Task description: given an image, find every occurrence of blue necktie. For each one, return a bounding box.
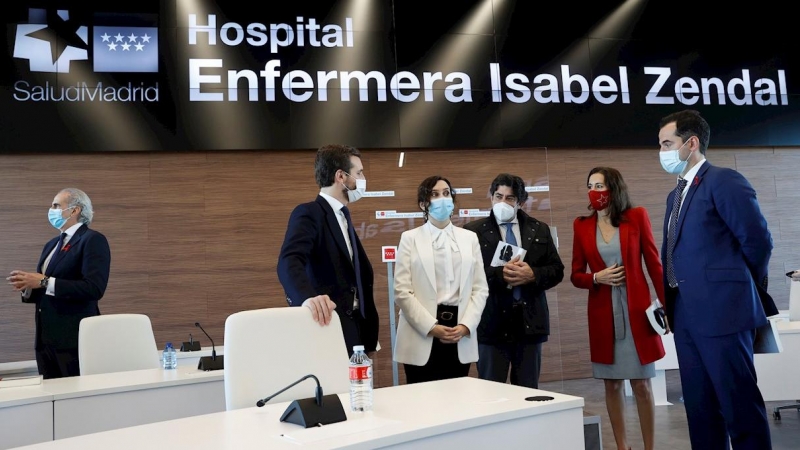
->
[341,206,365,317]
[666,178,688,288]
[46,233,67,275]
[503,223,522,301]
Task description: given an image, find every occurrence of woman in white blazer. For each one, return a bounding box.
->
[393,176,489,384]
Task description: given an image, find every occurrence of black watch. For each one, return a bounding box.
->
[39,276,49,288]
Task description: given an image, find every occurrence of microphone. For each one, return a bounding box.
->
[257,374,322,407]
[256,374,347,428]
[180,332,201,352]
[195,322,224,371]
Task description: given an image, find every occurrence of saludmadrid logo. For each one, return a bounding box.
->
[12,8,159,102]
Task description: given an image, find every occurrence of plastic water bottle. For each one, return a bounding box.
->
[349,345,373,412]
[163,342,177,370]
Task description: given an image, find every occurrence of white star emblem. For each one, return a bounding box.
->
[128,33,137,42]
[135,43,145,51]
[107,42,117,51]
[101,33,111,42]
[114,33,124,42]
[141,34,151,43]
[598,193,609,206]
[121,42,131,51]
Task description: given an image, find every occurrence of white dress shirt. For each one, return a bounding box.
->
[426,221,461,306]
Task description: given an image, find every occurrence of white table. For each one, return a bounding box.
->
[0,386,53,450]
[755,320,800,401]
[10,377,585,450]
[0,346,220,379]
[44,365,224,439]
[1,365,224,448]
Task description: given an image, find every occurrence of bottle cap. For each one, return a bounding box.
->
[166,342,173,348]
[353,345,365,351]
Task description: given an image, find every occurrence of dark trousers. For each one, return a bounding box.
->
[673,291,771,450]
[477,341,543,388]
[404,338,470,384]
[339,309,365,357]
[36,346,80,379]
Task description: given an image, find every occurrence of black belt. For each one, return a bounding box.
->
[436,304,458,327]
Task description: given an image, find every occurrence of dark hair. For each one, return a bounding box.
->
[489,173,528,204]
[659,109,710,155]
[417,175,457,221]
[314,144,362,188]
[584,167,632,227]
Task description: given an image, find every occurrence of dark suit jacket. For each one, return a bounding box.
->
[28,224,111,350]
[277,196,379,352]
[662,162,774,336]
[464,210,564,345]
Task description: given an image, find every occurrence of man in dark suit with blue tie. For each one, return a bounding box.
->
[658,110,773,449]
[277,144,379,357]
[8,188,111,379]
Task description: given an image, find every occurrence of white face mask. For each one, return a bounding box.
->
[659,139,692,174]
[343,174,367,203]
[492,201,517,223]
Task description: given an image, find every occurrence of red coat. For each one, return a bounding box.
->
[570,207,665,365]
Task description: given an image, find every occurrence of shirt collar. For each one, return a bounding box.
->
[62,222,83,240]
[493,214,518,227]
[426,221,455,239]
[319,191,345,213]
[680,158,706,186]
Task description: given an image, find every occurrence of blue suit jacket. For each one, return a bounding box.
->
[276,196,379,351]
[28,224,111,350]
[662,162,773,337]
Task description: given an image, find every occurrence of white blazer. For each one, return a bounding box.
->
[392,224,489,366]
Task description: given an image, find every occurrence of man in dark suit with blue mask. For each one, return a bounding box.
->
[277,144,379,357]
[658,110,773,449]
[8,188,111,379]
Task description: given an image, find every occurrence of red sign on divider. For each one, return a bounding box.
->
[382,246,397,262]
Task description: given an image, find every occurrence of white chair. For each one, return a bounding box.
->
[223,307,351,411]
[772,280,800,420]
[78,314,160,375]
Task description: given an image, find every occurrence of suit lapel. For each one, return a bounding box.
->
[39,237,60,274]
[414,226,437,291]
[47,224,87,275]
[674,163,710,243]
[619,214,629,266]
[317,196,353,268]
[454,229,472,299]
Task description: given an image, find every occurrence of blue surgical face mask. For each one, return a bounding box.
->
[428,197,454,222]
[48,207,71,230]
[342,172,367,203]
[659,139,692,174]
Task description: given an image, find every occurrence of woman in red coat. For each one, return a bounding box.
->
[571,167,666,450]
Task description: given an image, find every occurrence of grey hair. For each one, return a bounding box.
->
[60,188,94,224]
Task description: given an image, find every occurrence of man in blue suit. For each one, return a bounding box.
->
[277,144,379,357]
[658,110,772,449]
[8,188,111,379]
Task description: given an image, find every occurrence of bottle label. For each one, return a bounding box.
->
[349,366,371,381]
